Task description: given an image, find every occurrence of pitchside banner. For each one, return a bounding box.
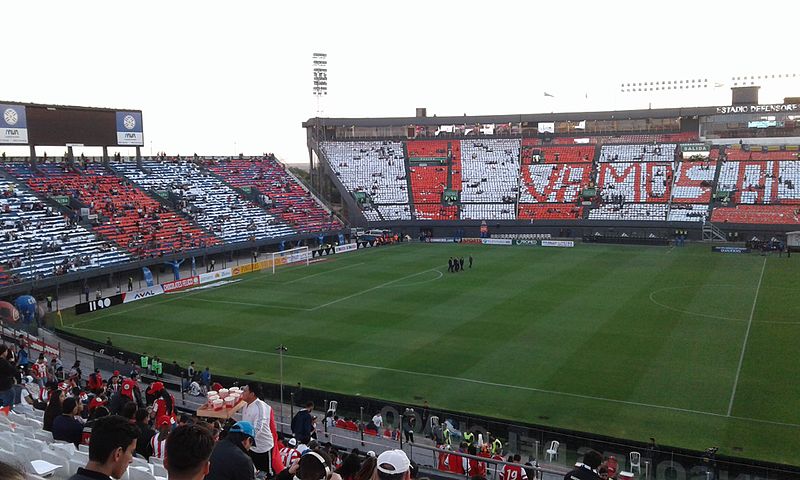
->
[712,246,750,254]
[0,104,28,144]
[123,285,165,304]
[116,111,144,145]
[75,294,125,315]
[541,240,575,247]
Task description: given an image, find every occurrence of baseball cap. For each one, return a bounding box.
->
[377,449,410,474]
[121,379,136,399]
[230,421,256,446]
[157,415,171,428]
[113,370,120,376]
[288,438,297,447]
[147,381,165,395]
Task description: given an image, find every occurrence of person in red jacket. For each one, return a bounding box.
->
[87,369,103,394]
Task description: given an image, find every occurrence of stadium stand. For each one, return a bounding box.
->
[408,166,448,204]
[461,203,515,220]
[414,204,458,221]
[587,203,668,221]
[521,143,595,164]
[599,144,677,162]
[16,163,220,258]
[0,175,130,282]
[715,160,800,205]
[450,141,462,191]
[712,204,800,224]
[460,139,521,203]
[206,156,339,233]
[670,161,716,204]
[519,163,593,204]
[321,141,409,205]
[518,204,583,220]
[666,204,711,222]
[722,148,799,161]
[596,162,673,204]
[113,160,295,243]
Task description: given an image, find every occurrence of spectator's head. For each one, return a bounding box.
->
[157,415,171,433]
[179,413,191,425]
[120,401,137,420]
[227,421,256,451]
[355,456,377,480]
[377,449,411,480]
[336,451,362,479]
[513,454,521,463]
[598,466,609,480]
[305,401,314,411]
[134,409,149,424]
[62,397,80,416]
[296,450,332,480]
[582,450,603,470]
[87,415,139,479]
[242,382,262,404]
[0,461,25,480]
[164,424,214,480]
[92,406,110,421]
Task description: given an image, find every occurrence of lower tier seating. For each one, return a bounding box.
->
[518,204,583,220]
[0,179,130,282]
[597,163,673,203]
[460,139,520,203]
[413,204,458,221]
[671,161,715,204]
[588,203,668,221]
[519,163,592,203]
[409,166,448,204]
[712,205,800,224]
[460,203,516,220]
[321,141,409,205]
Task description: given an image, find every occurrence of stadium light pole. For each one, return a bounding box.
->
[276,344,288,427]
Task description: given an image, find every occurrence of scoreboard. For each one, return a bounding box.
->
[0,101,143,147]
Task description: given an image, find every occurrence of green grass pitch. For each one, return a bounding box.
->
[62,242,800,465]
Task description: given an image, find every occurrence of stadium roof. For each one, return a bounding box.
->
[303,105,723,128]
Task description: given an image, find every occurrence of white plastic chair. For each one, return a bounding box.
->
[328,400,338,414]
[546,440,560,462]
[152,462,167,478]
[630,451,641,474]
[129,466,156,480]
[30,459,62,477]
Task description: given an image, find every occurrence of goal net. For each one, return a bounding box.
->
[269,246,310,274]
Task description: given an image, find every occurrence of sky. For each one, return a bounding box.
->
[2,1,798,164]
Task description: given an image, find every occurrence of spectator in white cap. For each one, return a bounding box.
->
[376,450,411,480]
[279,437,301,468]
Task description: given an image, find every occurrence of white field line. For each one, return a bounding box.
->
[727,256,767,416]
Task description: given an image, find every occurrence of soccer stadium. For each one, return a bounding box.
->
[1,3,800,480]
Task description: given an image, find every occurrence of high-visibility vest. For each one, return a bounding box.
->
[463,432,475,444]
[492,438,503,454]
[140,355,149,368]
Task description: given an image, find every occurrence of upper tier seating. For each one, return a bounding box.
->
[518,204,582,220]
[0,176,130,281]
[413,204,458,221]
[113,161,295,243]
[521,143,595,164]
[460,203,516,220]
[671,161,715,204]
[717,161,800,204]
[406,140,449,159]
[20,163,219,258]
[460,139,520,203]
[321,141,409,205]
[599,144,676,162]
[519,163,592,203]
[408,166,447,204]
[712,204,800,224]
[207,157,338,233]
[549,133,696,145]
[597,162,673,203]
[450,141,462,191]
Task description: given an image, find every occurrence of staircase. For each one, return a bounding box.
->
[702,222,727,242]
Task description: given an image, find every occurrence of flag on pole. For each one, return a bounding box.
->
[544,92,555,97]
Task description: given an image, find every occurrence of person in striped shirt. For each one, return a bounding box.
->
[279,438,301,468]
[150,415,171,460]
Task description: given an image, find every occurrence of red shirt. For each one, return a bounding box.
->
[501,464,528,480]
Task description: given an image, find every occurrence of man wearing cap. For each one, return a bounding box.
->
[279,438,301,468]
[150,415,171,460]
[206,421,257,480]
[377,450,412,480]
[241,382,283,476]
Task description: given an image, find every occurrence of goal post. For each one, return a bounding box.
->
[269,246,310,274]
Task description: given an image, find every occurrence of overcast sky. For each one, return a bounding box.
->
[3,1,798,163]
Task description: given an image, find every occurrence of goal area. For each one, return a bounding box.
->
[269,246,310,274]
